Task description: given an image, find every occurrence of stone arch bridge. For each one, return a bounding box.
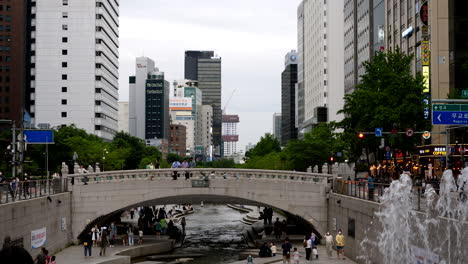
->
[67,168,332,240]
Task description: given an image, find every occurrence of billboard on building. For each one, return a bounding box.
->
[223,135,239,142]
[222,115,240,123]
[170,98,192,110]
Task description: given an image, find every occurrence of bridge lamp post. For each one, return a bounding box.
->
[102,148,108,172]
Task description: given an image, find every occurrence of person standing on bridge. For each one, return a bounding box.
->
[155,159,161,169]
[172,160,181,180]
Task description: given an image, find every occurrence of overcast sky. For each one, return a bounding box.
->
[119,0,302,150]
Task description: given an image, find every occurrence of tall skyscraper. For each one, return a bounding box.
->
[344,0,385,95]
[184,51,222,157]
[31,1,119,140]
[297,0,344,135]
[0,1,30,126]
[272,113,282,140]
[281,51,298,146]
[129,57,169,141]
[222,114,239,157]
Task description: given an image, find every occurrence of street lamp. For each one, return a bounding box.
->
[102,148,109,171]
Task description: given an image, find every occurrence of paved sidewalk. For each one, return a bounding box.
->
[230,244,356,264]
[54,244,128,264]
[54,238,169,264]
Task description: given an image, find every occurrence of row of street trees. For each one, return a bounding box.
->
[0,125,165,177]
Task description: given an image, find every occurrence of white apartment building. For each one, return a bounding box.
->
[118,101,129,133]
[297,0,344,133]
[31,0,119,140]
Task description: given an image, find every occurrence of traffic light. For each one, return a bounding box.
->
[330,156,334,163]
[358,132,365,139]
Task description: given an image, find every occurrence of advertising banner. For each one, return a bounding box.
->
[31,227,46,249]
[223,135,239,142]
[222,115,240,123]
[422,41,430,66]
[170,98,192,110]
[422,66,430,93]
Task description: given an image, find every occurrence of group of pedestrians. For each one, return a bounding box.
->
[83,222,143,258]
[34,247,56,264]
[0,175,31,202]
[171,158,197,180]
[273,218,289,240]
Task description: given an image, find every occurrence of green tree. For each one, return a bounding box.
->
[338,49,429,162]
[245,133,281,161]
[111,132,147,169]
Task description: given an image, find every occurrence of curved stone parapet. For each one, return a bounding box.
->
[68,168,332,185]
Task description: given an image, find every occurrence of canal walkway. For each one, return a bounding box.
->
[229,244,357,264]
[53,237,172,264]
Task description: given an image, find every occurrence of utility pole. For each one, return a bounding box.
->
[12,120,16,178]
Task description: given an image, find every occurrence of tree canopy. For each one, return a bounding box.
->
[338,49,430,161]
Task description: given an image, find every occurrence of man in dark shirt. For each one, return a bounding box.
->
[83,231,93,257]
[281,238,293,264]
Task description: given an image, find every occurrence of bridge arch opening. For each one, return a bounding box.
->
[77,194,322,242]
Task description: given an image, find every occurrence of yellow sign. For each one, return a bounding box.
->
[422,66,430,93]
[422,40,430,66]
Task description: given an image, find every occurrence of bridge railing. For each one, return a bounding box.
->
[0,178,68,205]
[332,178,444,212]
[67,168,332,185]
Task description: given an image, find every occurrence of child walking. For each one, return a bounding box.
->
[292,247,300,264]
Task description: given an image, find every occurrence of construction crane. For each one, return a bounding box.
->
[223,89,236,114]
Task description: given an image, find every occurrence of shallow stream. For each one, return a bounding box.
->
[133,204,249,263]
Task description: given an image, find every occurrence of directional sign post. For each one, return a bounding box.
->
[375,128,383,137]
[432,104,468,125]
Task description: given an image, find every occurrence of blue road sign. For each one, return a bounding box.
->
[24,130,54,144]
[432,111,468,125]
[375,127,383,137]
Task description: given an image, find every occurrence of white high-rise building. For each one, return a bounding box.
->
[118,102,129,133]
[297,0,344,133]
[128,57,170,141]
[31,0,119,140]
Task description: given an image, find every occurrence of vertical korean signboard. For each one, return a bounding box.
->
[422,41,430,93]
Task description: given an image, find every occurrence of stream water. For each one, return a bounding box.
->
[133,204,249,263]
